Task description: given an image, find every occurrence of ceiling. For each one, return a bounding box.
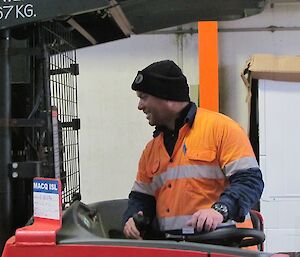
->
[0,0,267,49]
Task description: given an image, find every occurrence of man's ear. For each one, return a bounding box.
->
[166,101,187,113]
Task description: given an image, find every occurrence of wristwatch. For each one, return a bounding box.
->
[211,203,229,222]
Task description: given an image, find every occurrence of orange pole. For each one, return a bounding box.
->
[198,21,219,112]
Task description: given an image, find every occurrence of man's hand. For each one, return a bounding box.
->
[186,208,224,232]
[123,211,143,239]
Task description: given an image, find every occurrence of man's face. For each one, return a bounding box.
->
[136,91,171,127]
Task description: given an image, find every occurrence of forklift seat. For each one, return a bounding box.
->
[89,199,128,239]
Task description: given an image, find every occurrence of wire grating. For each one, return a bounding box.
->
[42,22,80,208]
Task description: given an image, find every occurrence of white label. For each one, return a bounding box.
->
[33,179,61,220]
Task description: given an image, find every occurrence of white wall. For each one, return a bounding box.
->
[258,79,300,252]
[77,0,300,225]
[218,2,300,129]
[77,34,198,203]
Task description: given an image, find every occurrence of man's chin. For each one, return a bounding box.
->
[148,120,156,126]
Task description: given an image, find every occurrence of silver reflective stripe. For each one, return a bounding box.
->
[133,165,225,195]
[133,164,225,196]
[131,181,155,196]
[151,165,225,192]
[224,157,259,177]
[158,216,237,231]
[163,165,224,180]
[158,215,191,231]
[158,213,251,231]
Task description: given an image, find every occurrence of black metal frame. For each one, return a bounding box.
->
[0,28,13,253]
[0,22,81,251]
[44,22,81,207]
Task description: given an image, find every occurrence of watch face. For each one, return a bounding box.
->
[220,204,227,212]
[212,203,229,221]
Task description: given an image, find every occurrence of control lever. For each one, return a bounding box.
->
[133,213,150,235]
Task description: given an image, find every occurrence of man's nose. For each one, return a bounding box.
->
[138,100,144,110]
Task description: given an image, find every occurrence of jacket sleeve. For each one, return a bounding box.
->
[217,167,264,222]
[215,115,264,221]
[122,191,156,226]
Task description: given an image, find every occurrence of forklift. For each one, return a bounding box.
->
[1,1,282,257]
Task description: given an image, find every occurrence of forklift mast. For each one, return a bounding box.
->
[0,22,81,251]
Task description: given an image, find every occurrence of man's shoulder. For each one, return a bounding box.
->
[197,107,228,118]
[196,108,239,126]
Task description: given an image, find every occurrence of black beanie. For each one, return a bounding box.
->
[131,60,190,102]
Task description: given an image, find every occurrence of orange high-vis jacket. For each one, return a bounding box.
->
[132,108,258,231]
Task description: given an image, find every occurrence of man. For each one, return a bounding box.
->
[123,60,264,240]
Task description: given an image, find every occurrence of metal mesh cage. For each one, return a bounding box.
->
[41,22,80,208]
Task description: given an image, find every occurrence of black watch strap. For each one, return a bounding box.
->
[211,203,229,222]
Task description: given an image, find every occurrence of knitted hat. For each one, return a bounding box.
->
[131,60,190,102]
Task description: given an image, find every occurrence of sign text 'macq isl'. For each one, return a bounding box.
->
[33,182,58,191]
[0,0,36,20]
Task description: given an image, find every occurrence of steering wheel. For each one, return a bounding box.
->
[164,227,265,248]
